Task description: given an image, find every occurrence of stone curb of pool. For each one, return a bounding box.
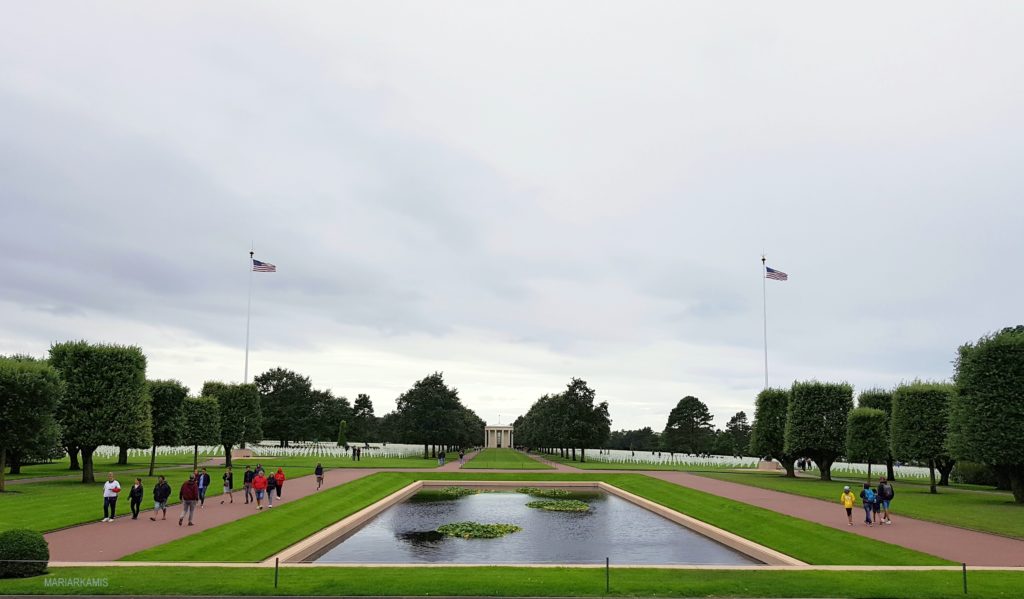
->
[261,480,803,567]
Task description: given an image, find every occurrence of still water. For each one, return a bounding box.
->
[312,489,758,565]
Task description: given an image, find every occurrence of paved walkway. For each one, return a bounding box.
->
[42,453,1024,567]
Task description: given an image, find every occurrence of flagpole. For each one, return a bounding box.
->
[244,249,254,383]
[762,255,768,389]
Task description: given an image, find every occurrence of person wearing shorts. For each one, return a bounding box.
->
[315,463,324,490]
[151,475,171,521]
[220,467,234,504]
[253,470,268,510]
[840,485,856,526]
[878,477,895,524]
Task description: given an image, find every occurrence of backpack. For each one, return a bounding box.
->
[862,488,876,503]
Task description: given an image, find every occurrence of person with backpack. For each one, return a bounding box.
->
[128,477,144,520]
[878,476,895,524]
[314,463,324,490]
[840,485,856,526]
[859,483,876,526]
[150,475,172,521]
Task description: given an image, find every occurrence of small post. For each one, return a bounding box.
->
[605,557,610,594]
[962,562,967,594]
[275,557,280,588]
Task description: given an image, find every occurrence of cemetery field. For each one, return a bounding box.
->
[232,453,451,470]
[3,451,204,481]
[539,452,755,472]
[0,466,229,533]
[462,448,553,469]
[2,566,1021,598]
[698,471,1024,539]
[124,471,947,565]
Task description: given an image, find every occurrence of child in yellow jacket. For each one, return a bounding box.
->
[840,485,856,526]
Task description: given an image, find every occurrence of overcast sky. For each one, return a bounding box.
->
[2,2,1022,431]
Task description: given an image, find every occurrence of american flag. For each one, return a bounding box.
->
[765,266,788,281]
[252,259,277,272]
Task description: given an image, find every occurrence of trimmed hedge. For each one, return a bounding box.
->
[0,529,49,578]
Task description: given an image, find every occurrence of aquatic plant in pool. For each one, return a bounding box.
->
[436,522,522,539]
[439,487,480,498]
[526,499,590,512]
[516,487,571,497]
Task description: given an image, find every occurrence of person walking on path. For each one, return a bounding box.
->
[840,485,856,526]
[128,478,144,520]
[274,468,286,499]
[458,450,465,465]
[859,483,876,526]
[197,467,211,507]
[265,470,277,507]
[315,463,324,490]
[179,475,200,526]
[253,470,268,510]
[243,466,254,504]
[220,467,234,504]
[878,476,895,524]
[150,476,171,521]
[101,472,121,522]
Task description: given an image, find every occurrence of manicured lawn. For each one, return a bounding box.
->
[3,566,1022,597]
[463,449,553,469]
[540,452,753,472]
[0,466,229,533]
[233,453,450,470]
[4,452,203,481]
[699,471,1024,539]
[125,471,947,565]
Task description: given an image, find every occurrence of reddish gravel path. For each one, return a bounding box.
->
[42,453,1024,567]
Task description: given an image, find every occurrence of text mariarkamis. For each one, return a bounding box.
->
[43,577,109,588]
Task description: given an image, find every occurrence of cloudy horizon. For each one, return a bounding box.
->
[2,2,1022,431]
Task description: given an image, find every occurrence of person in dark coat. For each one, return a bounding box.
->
[150,475,171,521]
[128,477,144,520]
[197,468,212,507]
[179,474,200,526]
[243,465,255,504]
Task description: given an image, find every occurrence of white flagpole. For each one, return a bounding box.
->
[762,254,768,389]
[244,248,254,383]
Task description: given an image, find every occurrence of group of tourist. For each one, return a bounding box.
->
[99,462,308,527]
[840,476,896,526]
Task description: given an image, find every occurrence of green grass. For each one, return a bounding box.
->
[3,566,1022,597]
[463,449,553,469]
[699,470,1024,539]
[125,472,947,565]
[234,453,451,470]
[0,466,229,533]
[539,452,752,471]
[4,452,204,481]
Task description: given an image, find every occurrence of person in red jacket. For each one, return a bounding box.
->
[273,468,286,500]
[252,470,268,511]
[178,474,200,526]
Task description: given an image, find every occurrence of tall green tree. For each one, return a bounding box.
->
[725,411,752,457]
[953,326,1024,503]
[0,357,63,491]
[662,396,714,455]
[750,388,796,477]
[350,393,377,443]
[146,379,188,476]
[846,407,889,483]
[337,420,348,447]
[202,382,260,468]
[394,373,464,458]
[891,381,955,494]
[784,381,853,481]
[604,427,660,452]
[857,388,896,480]
[181,396,221,470]
[49,342,149,483]
[312,390,351,443]
[254,368,313,446]
[560,378,610,462]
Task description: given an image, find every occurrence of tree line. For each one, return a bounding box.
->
[513,378,611,462]
[0,341,484,489]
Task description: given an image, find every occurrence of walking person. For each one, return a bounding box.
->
[273,467,286,499]
[859,483,875,526]
[265,470,277,507]
[878,476,895,524]
[840,485,856,526]
[178,474,200,526]
[150,475,171,521]
[129,477,144,520]
[101,472,121,522]
[220,467,234,504]
[197,467,211,507]
[253,469,268,510]
[315,463,324,490]
[243,465,254,504]
[459,450,465,465]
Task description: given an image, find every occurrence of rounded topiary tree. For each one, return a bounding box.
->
[891,381,954,494]
[784,381,853,481]
[953,326,1024,503]
[857,388,896,480]
[0,529,49,578]
[846,407,889,483]
[749,388,796,477]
